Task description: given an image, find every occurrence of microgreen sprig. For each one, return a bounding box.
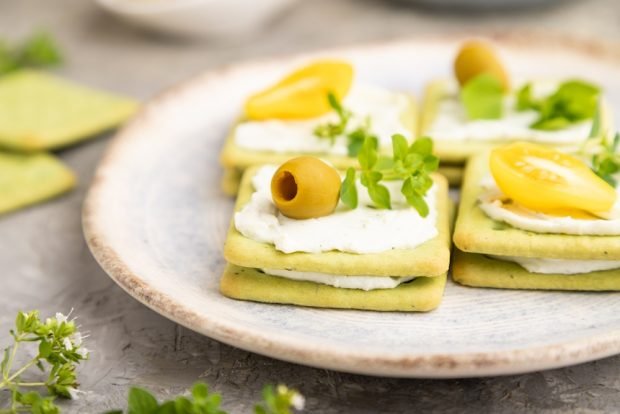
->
[581,105,620,187]
[340,134,438,216]
[0,310,89,414]
[313,92,351,145]
[516,80,600,131]
[313,92,377,157]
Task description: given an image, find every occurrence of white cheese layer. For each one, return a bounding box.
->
[262,268,415,291]
[234,84,412,156]
[234,165,438,254]
[489,255,620,274]
[428,80,592,145]
[478,175,620,236]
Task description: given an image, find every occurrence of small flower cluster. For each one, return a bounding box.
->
[1,310,89,413]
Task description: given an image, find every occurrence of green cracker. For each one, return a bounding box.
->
[224,167,452,277]
[0,70,138,151]
[419,79,614,165]
[219,95,417,193]
[221,167,242,196]
[220,264,447,312]
[0,151,76,214]
[453,153,620,260]
[438,164,463,187]
[452,249,620,291]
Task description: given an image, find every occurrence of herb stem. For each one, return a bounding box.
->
[14,382,46,387]
[3,358,39,385]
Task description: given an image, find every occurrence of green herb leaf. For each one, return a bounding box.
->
[358,135,379,170]
[128,387,159,414]
[340,168,358,209]
[348,135,437,214]
[460,73,504,120]
[0,31,62,76]
[313,91,350,144]
[401,177,430,217]
[589,103,602,139]
[19,32,63,68]
[368,182,391,209]
[346,128,366,157]
[313,93,379,158]
[515,83,538,111]
[410,136,433,157]
[517,79,600,131]
[392,133,409,162]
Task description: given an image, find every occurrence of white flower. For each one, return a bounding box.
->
[291,393,305,410]
[63,337,73,351]
[66,386,80,400]
[55,313,68,324]
[76,347,89,358]
[73,332,83,347]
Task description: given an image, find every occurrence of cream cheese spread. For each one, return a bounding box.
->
[490,255,620,275]
[234,84,412,156]
[262,268,415,291]
[234,165,438,254]
[427,80,592,145]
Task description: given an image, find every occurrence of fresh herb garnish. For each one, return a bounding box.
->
[313,92,378,157]
[516,80,600,131]
[340,134,438,216]
[254,385,305,414]
[460,73,504,120]
[1,310,304,414]
[0,31,62,75]
[1,310,89,413]
[580,104,620,187]
[313,92,351,145]
[105,383,304,414]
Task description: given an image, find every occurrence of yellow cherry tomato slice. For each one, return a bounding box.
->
[454,40,510,92]
[245,60,354,120]
[489,142,616,215]
[271,156,341,219]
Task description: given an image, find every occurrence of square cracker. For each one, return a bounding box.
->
[0,70,138,151]
[224,167,452,277]
[453,152,620,260]
[419,79,614,165]
[220,264,446,312]
[0,151,76,214]
[219,95,417,186]
[452,249,620,291]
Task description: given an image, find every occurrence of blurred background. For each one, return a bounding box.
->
[4,0,618,100]
[2,0,620,412]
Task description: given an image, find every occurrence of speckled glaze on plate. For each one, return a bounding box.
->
[83,32,620,378]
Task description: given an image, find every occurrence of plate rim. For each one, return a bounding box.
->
[83,30,620,378]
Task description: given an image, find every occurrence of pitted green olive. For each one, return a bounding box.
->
[271,157,341,219]
[454,40,510,91]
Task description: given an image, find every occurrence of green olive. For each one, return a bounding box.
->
[271,157,341,219]
[454,40,510,91]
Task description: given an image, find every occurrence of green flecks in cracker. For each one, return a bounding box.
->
[0,151,75,214]
[492,221,510,231]
[0,70,138,151]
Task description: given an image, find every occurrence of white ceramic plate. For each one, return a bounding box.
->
[83,33,620,378]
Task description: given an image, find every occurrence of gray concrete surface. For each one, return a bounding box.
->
[2,0,620,412]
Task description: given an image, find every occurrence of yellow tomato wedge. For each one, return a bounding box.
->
[245,60,354,120]
[490,142,616,216]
